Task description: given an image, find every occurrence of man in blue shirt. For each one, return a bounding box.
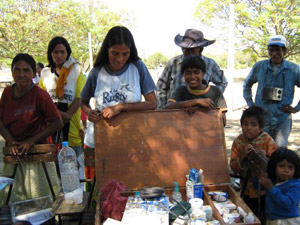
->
[243,35,300,147]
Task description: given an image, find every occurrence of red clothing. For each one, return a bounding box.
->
[230,131,277,198]
[81,109,88,120]
[0,84,60,143]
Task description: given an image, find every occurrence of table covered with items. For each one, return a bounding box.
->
[94,109,261,225]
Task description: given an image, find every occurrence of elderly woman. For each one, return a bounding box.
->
[81,26,157,148]
[0,53,63,202]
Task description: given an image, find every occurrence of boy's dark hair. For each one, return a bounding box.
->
[267,148,300,182]
[11,53,36,74]
[240,106,266,128]
[181,55,206,74]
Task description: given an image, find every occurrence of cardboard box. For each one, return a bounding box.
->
[94,109,260,225]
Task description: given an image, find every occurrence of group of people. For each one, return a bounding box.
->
[0,25,300,225]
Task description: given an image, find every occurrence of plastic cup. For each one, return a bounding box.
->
[73,188,83,204]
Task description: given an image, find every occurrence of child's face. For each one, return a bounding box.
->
[183,67,204,89]
[241,116,262,141]
[276,159,295,183]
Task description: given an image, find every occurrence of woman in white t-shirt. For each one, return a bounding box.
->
[32,62,44,84]
[80,26,157,148]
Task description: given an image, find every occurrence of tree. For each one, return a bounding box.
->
[0,0,130,69]
[145,52,169,69]
[195,0,300,60]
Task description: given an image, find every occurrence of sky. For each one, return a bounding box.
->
[101,0,223,58]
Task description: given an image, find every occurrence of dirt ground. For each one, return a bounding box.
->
[224,119,300,160]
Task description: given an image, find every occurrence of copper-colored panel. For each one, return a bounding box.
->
[95,109,230,191]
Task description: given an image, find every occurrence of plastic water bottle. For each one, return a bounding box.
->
[172,181,182,204]
[58,141,80,193]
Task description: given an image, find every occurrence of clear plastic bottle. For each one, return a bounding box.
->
[58,141,80,193]
[172,181,182,204]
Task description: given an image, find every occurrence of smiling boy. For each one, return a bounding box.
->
[165,55,227,123]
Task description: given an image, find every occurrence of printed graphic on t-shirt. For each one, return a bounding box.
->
[103,87,130,104]
[14,105,36,116]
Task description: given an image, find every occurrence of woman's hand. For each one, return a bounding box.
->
[259,173,273,190]
[60,111,72,124]
[8,141,19,155]
[88,109,102,123]
[196,98,215,108]
[17,143,31,155]
[8,140,33,155]
[102,104,123,119]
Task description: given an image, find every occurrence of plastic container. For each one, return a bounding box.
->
[64,188,83,204]
[245,212,255,223]
[9,196,53,223]
[172,181,182,204]
[58,141,80,193]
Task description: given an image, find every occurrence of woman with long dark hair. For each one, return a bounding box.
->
[39,37,86,156]
[81,26,157,148]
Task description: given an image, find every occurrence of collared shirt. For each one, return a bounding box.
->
[156,54,228,108]
[243,59,300,127]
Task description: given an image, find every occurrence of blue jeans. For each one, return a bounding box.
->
[265,118,292,148]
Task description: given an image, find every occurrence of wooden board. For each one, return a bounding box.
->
[4,154,56,164]
[52,192,90,215]
[95,109,230,191]
[3,144,55,155]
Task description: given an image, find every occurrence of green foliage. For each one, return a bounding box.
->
[204,49,259,69]
[204,52,228,69]
[145,52,169,69]
[195,0,300,60]
[0,0,130,70]
[234,49,259,69]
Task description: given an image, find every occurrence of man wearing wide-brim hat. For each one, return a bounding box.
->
[243,35,300,148]
[156,29,228,108]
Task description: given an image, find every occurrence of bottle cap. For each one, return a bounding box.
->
[62,141,68,147]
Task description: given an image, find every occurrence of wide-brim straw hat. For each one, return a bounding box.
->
[174,29,215,48]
